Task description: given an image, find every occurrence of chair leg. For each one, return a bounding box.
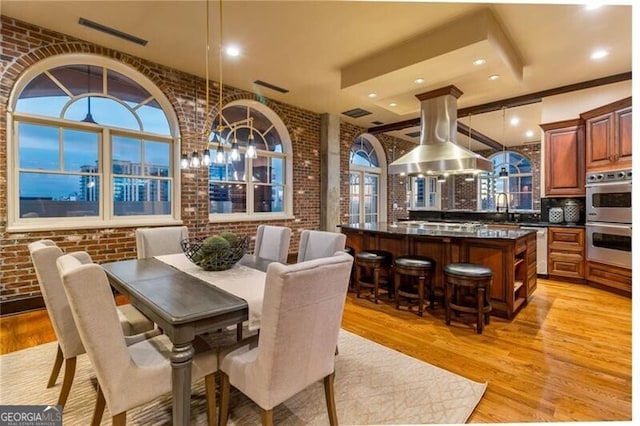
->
[477,287,484,334]
[57,356,76,408]
[394,272,401,309]
[373,266,380,304]
[47,344,63,388]
[219,373,231,426]
[355,264,362,298]
[91,384,106,426]
[205,374,216,426]
[112,412,126,426]
[260,409,274,426]
[236,322,243,341]
[323,373,338,426]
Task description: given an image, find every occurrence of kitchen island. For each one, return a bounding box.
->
[340,221,537,319]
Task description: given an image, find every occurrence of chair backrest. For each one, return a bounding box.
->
[56,253,170,415]
[135,226,188,259]
[253,252,353,407]
[296,230,347,263]
[28,240,92,358]
[253,225,292,263]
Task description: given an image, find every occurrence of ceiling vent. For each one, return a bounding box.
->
[371,120,384,125]
[78,18,148,46]
[342,108,372,118]
[253,80,289,94]
[405,130,421,138]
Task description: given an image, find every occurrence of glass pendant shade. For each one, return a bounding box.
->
[246,133,257,159]
[215,144,225,163]
[230,137,239,161]
[180,154,190,169]
[202,149,211,166]
[189,151,201,168]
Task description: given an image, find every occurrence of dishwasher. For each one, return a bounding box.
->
[520,226,548,275]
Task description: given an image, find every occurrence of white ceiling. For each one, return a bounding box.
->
[1,1,633,150]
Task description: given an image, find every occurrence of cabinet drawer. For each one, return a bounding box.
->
[549,257,584,279]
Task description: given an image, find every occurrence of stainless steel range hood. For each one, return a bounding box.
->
[388,85,492,176]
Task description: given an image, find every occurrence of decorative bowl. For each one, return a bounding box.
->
[181,234,248,271]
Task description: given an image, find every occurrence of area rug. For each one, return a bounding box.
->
[0,329,486,425]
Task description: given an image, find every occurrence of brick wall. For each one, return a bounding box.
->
[0,16,410,309]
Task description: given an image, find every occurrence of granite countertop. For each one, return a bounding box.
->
[340,222,536,240]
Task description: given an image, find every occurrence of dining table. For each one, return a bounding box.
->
[101,253,272,426]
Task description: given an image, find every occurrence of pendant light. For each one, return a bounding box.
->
[81,65,97,124]
[498,106,509,179]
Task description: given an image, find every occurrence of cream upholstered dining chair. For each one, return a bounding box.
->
[56,252,223,426]
[218,252,354,426]
[253,224,292,263]
[296,230,347,263]
[135,225,189,258]
[28,240,155,408]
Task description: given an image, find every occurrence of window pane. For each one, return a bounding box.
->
[253,185,284,213]
[137,104,171,135]
[112,136,141,174]
[20,172,99,218]
[209,182,247,213]
[113,177,171,216]
[16,73,70,115]
[65,97,140,130]
[63,129,99,172]
[18,123,59,170]
[144,141,170,176]
[210,160,246,182]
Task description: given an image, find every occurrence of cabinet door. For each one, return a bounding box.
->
[614,106,632,167]
[585,113,613,170]
[543,122,585,196]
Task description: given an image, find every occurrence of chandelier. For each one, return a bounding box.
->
[181,0,257,170]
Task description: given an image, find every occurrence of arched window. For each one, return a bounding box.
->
[478,151,533,211]
[208,101,293,220]
[8,54,179,231]
[348,134,387,224]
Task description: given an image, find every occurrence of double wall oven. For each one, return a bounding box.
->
[585,169,632,269]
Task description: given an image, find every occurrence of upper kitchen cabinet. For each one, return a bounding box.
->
[541,119,585,197]
[581,97,632,171]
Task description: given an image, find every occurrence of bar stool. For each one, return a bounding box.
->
[393,256,436,317]
[355,250,393,303]
[444,263,493,334]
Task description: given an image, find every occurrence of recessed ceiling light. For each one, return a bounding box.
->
[488,74,500,81]
[510,117,520,126]
[414,78,425,84]
[585,4,603,11]
[473,58,486,66]
[525,130,534,138]
[389,102,397,107]
[591,49,609,60]
[368,93,377,98]
[225,45,241,57]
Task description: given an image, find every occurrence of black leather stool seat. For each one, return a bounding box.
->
[355,250,392,303]
[395,256,434,268]
[393,255,436,316]
[444,263,493,334]
[444,263,493,278]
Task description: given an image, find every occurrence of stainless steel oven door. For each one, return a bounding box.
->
[586,222,632,269]
[585,181,632,224]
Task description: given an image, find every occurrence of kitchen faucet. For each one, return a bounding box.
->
[496,192,509,213]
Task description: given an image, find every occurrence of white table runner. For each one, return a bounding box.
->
[155,253,266,330]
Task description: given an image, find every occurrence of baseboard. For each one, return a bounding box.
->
[0,296,45,316]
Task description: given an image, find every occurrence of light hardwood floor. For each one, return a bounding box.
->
[1,278,632,422]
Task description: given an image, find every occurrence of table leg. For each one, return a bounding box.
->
[171,342,195,426]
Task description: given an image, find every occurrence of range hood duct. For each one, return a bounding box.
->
[388,85,492,176]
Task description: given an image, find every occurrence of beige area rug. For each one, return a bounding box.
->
[0,329,486,425]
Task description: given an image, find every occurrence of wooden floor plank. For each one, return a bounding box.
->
[0,279,632,422]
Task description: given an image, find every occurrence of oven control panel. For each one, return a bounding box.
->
[586,169,632,184]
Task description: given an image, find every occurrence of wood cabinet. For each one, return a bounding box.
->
[581,97,632,171]
[548,227,585,280]
[586,260,631,295]
[541,119,585,197]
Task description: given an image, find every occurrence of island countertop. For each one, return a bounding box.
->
[339,221,536,240]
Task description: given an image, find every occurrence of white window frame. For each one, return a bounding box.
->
[348,133,387,224]
[7,53,182,232]
[207,99,294,223]
[477,150,534,211]
[409,176,442,210]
